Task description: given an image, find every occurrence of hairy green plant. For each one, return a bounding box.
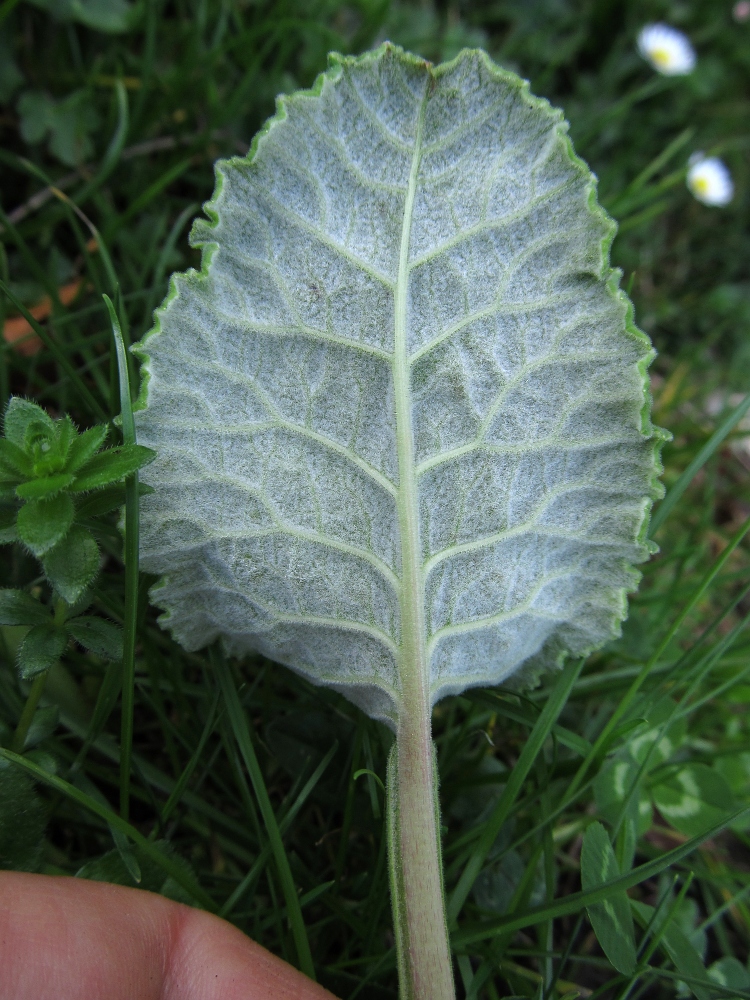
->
[134,44,664,999]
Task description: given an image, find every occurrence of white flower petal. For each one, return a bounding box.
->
[637,23,696,75]
[687,157,734,206]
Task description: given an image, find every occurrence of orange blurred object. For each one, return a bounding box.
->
[3,278,83,357]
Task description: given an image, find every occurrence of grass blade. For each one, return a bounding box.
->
[446,658,584,925]
[214,653,316,980]
[103,293,139,824]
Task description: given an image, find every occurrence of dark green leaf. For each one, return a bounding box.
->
[16,473,75,500]
[76,841,197,904]
[707,957,750,993]
[0,590,51,626]
[70,444,156,492]
[66,616,123,660]
[16,493,74,556]
[65,424,108,474]
[17,623,68,679]
[0,439,31,478]
[23,704,60,749]
[580,821,637,975]
[0,762,46,871]
[3,397,55,449]
[651,764,735,839]
[0,502,18,543]
[631,899,711,1000]
[75,481,154,519]
[42,526,100,603]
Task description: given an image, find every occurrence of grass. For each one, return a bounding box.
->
[1,1,750,997]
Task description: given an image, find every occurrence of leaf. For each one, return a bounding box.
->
[26,0,135,33]
[134,45,663,728]
[651,763,735,839]
[631,899,711,1000]
[70,444,156,491]
[708,958,750,993]
[17,89,100,167]
[17,623,68,678]
[580,821,637,974]
[16,473,76,499]
[3,397,55,448]
[76,841,198,904]
[0,590,51,626]
[16,493,74,556]
[42,526,100,603]
[0,439,32,478]
[0,762,46,871]
[65,424,108,474]
[66,615,123,660]
[75,481,154,519]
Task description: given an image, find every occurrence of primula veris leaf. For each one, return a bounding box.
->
[17,623,68,678]
[580,821,637,975]
[16,473,76,500]
[16,493,74,556]
[77,840,198,904]
[42,525,100,603]
[0,763,46,871]
[651,763,734,839]
[66,616,124,660]
[65,424,108,474]
[0,589,51,626]
[69,444,156,492]
[134,45,664,727]
[3,397,55,449]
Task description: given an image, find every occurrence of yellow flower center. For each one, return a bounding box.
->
[651,47,672,68]
[693,177,710,196]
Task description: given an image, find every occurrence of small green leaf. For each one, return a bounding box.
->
[26,0,135,33]
[708,957,750,992]
[0,763,47,871]
[65,424,108,474]
[0,590,51,626]
[651,763,735,839]
[16,493,74,556]
[17,88,100,167]
[66,616,123,660]
[16,473,76,500]
[631,899,711,1000]
[580,821,637,975]
[0,503,19,544]
[628,697,687,767]
[23,704,60,749]
[594,757,653,835]
[76,841,197,904]
[3,398,55,449]
[17,623,68,678]
[0,439,32,478]
[42,526,100,603]
[70,444,156,492]
[75,481,154,519]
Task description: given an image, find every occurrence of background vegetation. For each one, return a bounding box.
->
[1,1,749,997]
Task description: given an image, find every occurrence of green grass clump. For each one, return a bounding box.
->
[1,2,749,998]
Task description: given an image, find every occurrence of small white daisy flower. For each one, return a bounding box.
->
[686,155,734,206]
[637,24,696,75]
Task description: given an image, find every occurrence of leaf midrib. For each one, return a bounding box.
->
[394,88,428,708]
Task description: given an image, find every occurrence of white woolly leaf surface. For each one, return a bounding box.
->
[134,45,664,729]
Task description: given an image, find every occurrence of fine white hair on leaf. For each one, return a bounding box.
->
[637,23,696,76]
[134,45,666,729]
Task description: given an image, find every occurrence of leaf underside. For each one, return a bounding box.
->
[135,44,663,728]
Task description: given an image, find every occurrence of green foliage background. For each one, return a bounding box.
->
[1,1,749,998]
